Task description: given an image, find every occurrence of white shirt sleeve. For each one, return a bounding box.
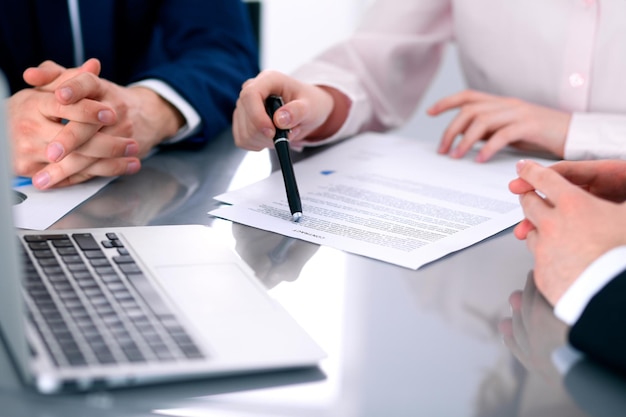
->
[291,0,452,147]
[291,60,374,147]
[130,79,202,144]
[564,113,626,160]
[554,246,626,325]
[290,0,626,157]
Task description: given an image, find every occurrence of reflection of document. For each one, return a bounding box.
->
[210,133,554,269]
[13,177,112,230]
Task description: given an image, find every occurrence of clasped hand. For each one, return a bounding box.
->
[509,160,626,305]
[8,58,182,189]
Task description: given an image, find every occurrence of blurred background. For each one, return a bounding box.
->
[260,0,465,137]
[262,0,369,73]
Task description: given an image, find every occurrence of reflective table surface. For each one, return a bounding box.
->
[2,127,626,417]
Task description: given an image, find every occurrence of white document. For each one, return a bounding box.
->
[210,133,554,270]
[13,177,112,230]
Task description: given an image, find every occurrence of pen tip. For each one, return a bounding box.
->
[292,212,302,223]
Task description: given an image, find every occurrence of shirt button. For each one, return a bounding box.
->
[569,73,585,88]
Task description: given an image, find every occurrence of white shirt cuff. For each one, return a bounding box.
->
[130,79,202,144]
[564,113,626,160]
[554,246,626,325]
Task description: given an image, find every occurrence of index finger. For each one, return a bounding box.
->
[22,60,67,87]
[427,89,492,115]
[240,71,291,107]
[46,121,101,162]
[55,71,109,104]
[508,177,534,195]
[24,58,101,91]
[515,160,573,204]
[38,93,116,126]
[236,71,295,139]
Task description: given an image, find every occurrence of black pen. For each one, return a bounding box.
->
[264,95,303,222]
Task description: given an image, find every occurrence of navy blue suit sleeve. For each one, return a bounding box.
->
[131,0,259,144]
[569,269,626,375]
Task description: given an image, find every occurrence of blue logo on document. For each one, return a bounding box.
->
[320,170,335,175]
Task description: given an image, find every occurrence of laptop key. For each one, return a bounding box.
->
[72,233,100,251]
[20,231,204,369]
[23,234,68,242]
[51,239,74,248]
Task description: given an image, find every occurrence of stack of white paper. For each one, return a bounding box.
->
[210,133,554,270]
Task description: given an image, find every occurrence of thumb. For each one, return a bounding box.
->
[272,102,297,130]
[274,98,326,133]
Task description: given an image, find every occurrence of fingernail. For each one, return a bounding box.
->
[475,153,486,163]
[98,110,115,124]
[276,111,291,127]
[126,161,140,175]
[47,143,64,162]
[58,87,73,101]
[124,143,138,156]
[516,159,527,173]
[33,172,50,189]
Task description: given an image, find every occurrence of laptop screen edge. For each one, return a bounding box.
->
[0,71,32,386]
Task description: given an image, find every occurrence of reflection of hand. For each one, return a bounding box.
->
[428,90,570,162]
[499,272,568,385]
[233,70,348,151]
[52,166,185,229]
[231,223,319,289]
[500,274,589,417]
[11,59,141,189]
[509,160,626,305]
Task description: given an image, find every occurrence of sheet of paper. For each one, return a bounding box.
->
[13,177,113,230]
[210,133,554,269]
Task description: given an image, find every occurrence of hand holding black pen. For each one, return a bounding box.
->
[264,96,303,222]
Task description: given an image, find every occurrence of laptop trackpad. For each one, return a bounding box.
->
[154,264,274,317]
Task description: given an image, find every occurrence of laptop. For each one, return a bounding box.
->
[0,73,325,394]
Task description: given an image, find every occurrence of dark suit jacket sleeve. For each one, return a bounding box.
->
[130,0,259,144]
[569,269,626,375]
[0,0,258,144]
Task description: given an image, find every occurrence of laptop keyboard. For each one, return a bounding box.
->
[19,232,205,368]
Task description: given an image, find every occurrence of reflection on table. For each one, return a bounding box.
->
[2,127,626,416]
